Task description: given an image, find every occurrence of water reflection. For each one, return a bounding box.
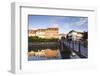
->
[28,46,61,61]
[28,49,61,60]
[28,43,77,61]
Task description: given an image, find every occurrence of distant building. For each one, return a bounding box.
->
[67,30,83,41]
[28,30,36,37]
[28,27,59,39]
[59,33,67,39]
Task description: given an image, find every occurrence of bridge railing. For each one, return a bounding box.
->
[63,40,88,58]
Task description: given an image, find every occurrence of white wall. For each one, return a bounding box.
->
[0,0,100,76]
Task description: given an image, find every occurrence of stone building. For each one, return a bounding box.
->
[28,27,59,39]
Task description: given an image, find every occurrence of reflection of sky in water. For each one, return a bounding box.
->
[28,49,61,61]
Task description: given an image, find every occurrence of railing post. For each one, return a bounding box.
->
[73,41,74,49]
[68,41,69,47]
[69,41,70,48]
[79,41,81,54]
[61,41,63,51]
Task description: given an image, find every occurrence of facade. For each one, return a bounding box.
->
[28,27,59,39]
[67,30,83,41]
[28,30,36,37]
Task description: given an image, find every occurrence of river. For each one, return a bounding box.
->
[28,42,79,61]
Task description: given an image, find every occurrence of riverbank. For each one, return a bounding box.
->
[28,42,59,52]
[29,42,59,46]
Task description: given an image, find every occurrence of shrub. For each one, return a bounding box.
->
[28,36,59,42]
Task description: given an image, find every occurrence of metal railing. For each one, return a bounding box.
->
[63,40,88,58]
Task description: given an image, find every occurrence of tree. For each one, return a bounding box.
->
[61,36,65,40]
[82,32,88,40]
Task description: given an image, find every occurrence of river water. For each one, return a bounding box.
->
[28,42,80,61]
[28,43,62,61]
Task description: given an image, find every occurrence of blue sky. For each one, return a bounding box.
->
[28,15,88,34]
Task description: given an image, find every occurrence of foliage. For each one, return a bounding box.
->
[28,36,59,42]
[82,32,88,40]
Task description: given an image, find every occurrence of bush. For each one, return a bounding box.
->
[28,36,59,42]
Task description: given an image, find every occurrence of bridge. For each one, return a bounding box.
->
[59,39,88,59]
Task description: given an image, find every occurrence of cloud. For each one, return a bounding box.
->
[60,17,88,32]
[49,16,66,24]
[28,25,33,30]
[28,24,47,30]
[63,18,88,28]
[49,24,59,28]
[73,18,88,26]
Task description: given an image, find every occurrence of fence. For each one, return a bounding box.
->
[63,40,88,58]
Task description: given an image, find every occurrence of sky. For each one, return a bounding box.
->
[28,15,88,34]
